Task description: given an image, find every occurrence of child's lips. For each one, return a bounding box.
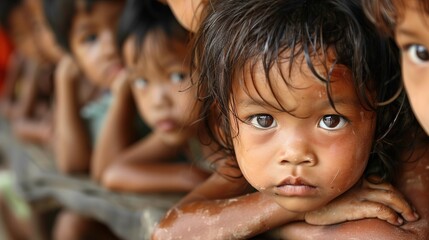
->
[275,177,317,197]
[155,119,179,132]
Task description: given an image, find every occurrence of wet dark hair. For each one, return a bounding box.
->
[362,0,429,37]
[194,0,422,182]
[0,0,23,30]
[42,0,123,52]
[116,0,189,61]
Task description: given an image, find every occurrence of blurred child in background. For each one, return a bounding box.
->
[11,0,64,147]
[92,0,211,194]
[43,0,125,238]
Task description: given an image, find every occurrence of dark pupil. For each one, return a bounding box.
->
[257,115,274,127]
[323,115,340,128]
[85,34,97,42]
[416,45,429,60]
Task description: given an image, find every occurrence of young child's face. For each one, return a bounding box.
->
[124,31,198,146]
[70,0,124,88]
[394,1,429,134]
[8,2,41,62]
[230,58,376,212]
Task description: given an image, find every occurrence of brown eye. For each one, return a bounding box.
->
[318,115,347,130]
[406,44,429,63]
[250,114,277,129]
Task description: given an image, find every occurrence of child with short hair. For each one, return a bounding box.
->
[152,0,425,239]
[92,0,211,193]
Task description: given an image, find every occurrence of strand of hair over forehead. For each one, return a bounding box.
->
[196,0,375,114]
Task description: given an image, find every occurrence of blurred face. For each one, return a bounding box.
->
[230,59,376,212]
[124,32,199,146]
[8,3,41,62]
[395,0,429,134]
[162,0,206,32]
[29,0,64,64]
[70,0,124,88]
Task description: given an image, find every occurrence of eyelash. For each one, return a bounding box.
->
[317,115,349,131]
[402,44,429,64]
[247,114,277,129]
[245,114,349,131]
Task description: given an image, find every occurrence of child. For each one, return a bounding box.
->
[92,0,211,193]
[152,0,425,239]
[43,0,125,239]
[363,1,429,135]
[0,0,44,120]
[11,0,64,147]
[47,0,125,173]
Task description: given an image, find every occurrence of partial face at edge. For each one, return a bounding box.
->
[395,0,429,135]
[124,31,199,146]
[70,0,124,88]
[230,58,376,212]
[163,0,205,32]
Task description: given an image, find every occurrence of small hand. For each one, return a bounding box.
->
[110,69,130,95]
[55,55,81,86]
[305,177,419,226]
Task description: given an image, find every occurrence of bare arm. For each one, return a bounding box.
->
[277,146,429,240]
[91,71,136,180]
[54,55,91,174]
[152,162,303,240]
[101,161,211,193]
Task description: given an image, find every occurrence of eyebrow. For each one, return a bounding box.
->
[396,28,421,39]
[237,95,361,111]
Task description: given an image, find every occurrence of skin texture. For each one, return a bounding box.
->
[231,60,376,213]
[92,31,210,192]
[394,1,429,135]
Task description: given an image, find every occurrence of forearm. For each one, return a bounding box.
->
[91,85,135,181]
[275,219,418,240]
[54,80,91,173]
[12,118,53,145]
[101,162,211,193]
[153,192,299,240]
[152,171,303,240]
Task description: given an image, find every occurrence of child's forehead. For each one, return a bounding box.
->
[238,53,352,87]
[130,30,189,63]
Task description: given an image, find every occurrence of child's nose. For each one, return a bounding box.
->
[100,31,116,58]
[277,135,317,166]
[152,85,171,108]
